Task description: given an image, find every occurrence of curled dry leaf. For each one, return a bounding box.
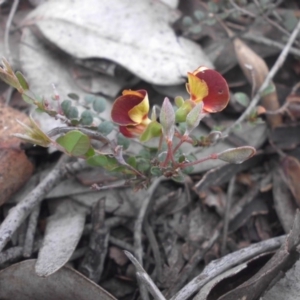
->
[232,36,282,128]
[0,103,34,205]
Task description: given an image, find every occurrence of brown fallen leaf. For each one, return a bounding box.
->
[0,102,34,205]
[227,27,282,128]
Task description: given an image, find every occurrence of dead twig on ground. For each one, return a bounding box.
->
[134,176,163,300]
[79,197,109,282]
[144,218,163,282]
[224,19,300,135]
[4,0,19,63]
[221,175,236,256]
[0,155,86,252]
[23,203,41,257]
[171,235,285,300]
[124,251,166,300]
[243,33,300,57]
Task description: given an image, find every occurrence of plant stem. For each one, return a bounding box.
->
[172,134,193,155]
[161,140,175,167]
[179,153,218,169]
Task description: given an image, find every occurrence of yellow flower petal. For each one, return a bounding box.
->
[128,93,150,124]
[187,72,208,103]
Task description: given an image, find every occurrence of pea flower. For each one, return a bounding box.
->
[176,67,230,122]
[187,66,230,113]
[111,89,151,138]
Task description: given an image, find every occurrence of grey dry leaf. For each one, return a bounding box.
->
[0,260,116,300]
[262,259,300,300]
[217,146,256,164]
[23,0,213,85]
[35,199,85,277]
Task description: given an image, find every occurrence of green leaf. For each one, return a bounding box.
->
[172,171,186,183]
[150,166,162,176]
[207,2,219,13]
[87,154,120,171]
[16,71,29,90]
[139,149,151,159]
[136,158,150,172]
[97,121,114,135]
[22,94,34,104]
[190,25,202,34]
[117,134,130,150]
[185,102,203,134]
[84,94,96,104]
[234,92,249,107]
[92,97,106,113]
[14,116,52,147]
[160,97,175,141]
[182,16,193,27]
[80,110,93,125]
[56,130,90,156]
[85,147,95,158]
[127,156,137,168]
[204,18,216,26]
[140,121,162,142]
[260,83,276,97]
[67,106,79,119]
[217,146,256,164]
[194,10,205,21]
[87,154,108,167]
[174,96,184,108]
[282,10,298,31]
[68,93,79,101]
[61,100,72,115]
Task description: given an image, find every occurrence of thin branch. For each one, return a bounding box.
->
[23,203,41,257]
[134,176,163,300]
[243,32,300,57]
[134,176,163,264]
[144,219,163,282]
[221,175,236,255]
[0,156,86,252]
[124,251,166,300]
[223,19,300,135]
[171,235,285,300]
[4,0,19,63]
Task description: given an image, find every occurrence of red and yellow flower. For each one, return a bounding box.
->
[176,67,230,122]
[187,66,229,113]
[111,89,151,138]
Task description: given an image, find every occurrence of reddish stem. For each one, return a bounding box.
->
[161,139,175,167]
[179,153,218,169]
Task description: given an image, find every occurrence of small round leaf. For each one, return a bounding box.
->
[84,94,96,104]
[117,134,130,150]
[61,100,72,115]
[92,97,106,113]
[68,93,79,101]
[80,110,93,125]
[67,106,79,119]
[97,121,114,135]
